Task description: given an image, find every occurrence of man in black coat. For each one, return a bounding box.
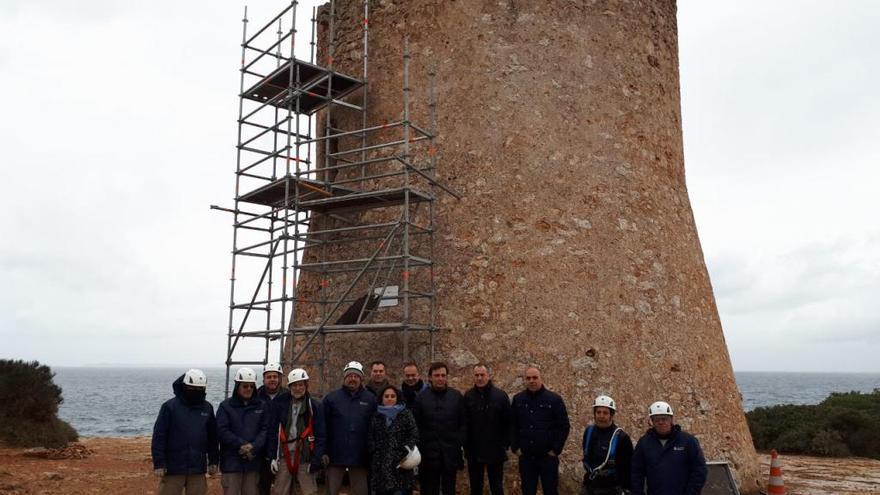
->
[511,365,570,495]
[400,361,428,409]
[257,363,283,495]
[464,363,511,495]
[365,360,391,398]
[413,362,466,495]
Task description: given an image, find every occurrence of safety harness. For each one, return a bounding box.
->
[279,397,315,474]
[583,425,622,480]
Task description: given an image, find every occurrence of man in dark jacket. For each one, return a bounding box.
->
[257,362,284,402]
[463,363,510,495]
[152,369,219,495]
[413,361,466,495]
[400,361,427,409]
[268,368,322,495]
[511,365,570,495]
[217,367,270,495]
[631,401,706,495]
[365,360,391,397]
[317,361,377,495]
[257,362,283,495]
[581,395,633,495]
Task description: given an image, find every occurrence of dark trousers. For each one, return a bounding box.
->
[467,460,504,495]
[419,466,457,495]
[258,458,273,495]
[518,455,559,495]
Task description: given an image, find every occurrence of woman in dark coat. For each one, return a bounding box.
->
[368,385,419,495]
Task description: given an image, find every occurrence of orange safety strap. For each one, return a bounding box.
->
[291,420,315,473]
[279,402,315,474]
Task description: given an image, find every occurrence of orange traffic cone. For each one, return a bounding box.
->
[768,449,786,494]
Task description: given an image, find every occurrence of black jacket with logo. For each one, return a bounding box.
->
[631,425,707,495]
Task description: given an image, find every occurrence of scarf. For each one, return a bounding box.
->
[378,404,405,426]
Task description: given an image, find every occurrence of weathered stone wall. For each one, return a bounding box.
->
[299,0,761,492]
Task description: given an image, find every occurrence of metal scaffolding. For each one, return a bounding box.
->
[213,0,457,396]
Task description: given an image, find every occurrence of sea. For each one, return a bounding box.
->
[52,367,880,437]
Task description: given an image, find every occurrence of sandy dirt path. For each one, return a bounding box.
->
[1,439,878,494]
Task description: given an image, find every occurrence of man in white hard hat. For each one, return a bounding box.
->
[580,395,633,495]
[151,368,219,495]
[316,361,377,495]
[259,363,284,402]
[257,363,284,495]
[217,367,270,495]
[630,401,706,495]
[268,368,322,495]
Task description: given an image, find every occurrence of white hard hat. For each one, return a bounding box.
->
[649,401,674,417]
[263,362,283,375]
[398,445,421,470]
[343,361,364,377]
[183,369,207,388]
[288,368,309,383]
[593,395,616,411]
[234,367,258,384]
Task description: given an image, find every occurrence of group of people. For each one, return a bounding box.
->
[151,360,708,495]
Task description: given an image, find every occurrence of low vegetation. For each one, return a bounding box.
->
[747,389,880,459]
[0,359,78,448]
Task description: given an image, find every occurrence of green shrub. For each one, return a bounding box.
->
[747,389,880,459]
[0,359,78,448]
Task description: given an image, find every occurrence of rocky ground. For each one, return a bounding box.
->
[0,437,218,495]
[0,438,878,494]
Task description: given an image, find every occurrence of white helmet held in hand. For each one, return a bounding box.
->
[183,369,207,388]
[649,401,674,417]
[263,362,283,375]
[398,445,421,470]
[288,368,309,383]
[593,395,616,411]
[235,367,258,383]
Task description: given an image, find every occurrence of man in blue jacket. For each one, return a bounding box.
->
[511,365,570,495]
[151,368,219,495]
[630,401,707,495]
[217,367,269,495]
[316,361,377,495]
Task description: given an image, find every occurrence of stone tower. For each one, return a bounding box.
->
[301,0,761,492]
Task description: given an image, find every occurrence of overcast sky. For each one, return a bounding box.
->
[1,1,877,372]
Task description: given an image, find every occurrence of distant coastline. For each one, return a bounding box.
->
[50,367,880,436]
